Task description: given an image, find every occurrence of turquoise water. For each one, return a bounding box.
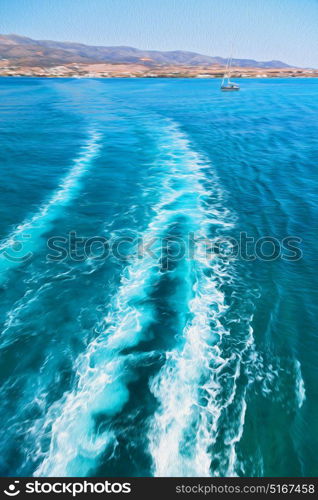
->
[0,77,317,477]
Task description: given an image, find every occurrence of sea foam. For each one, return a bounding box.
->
[0,129,102,281]
[34,121,254,478]
[34,122,216,476]
[147,126,252,477]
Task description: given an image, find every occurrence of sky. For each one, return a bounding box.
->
[1,0,318,67]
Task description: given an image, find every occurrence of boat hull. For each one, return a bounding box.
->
[221,87,240,91]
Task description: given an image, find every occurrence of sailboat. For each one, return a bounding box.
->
[220,54,240,91]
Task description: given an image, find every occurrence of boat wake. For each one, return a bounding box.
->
[34,122,213,476]
[33,121,305,478]
[147,128,252,477]
[0,128,102,281]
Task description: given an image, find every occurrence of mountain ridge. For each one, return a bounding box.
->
[0,34,294,68]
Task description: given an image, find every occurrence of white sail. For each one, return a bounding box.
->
[220,49,239,90]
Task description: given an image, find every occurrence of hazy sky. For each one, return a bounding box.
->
[1,0,318,67]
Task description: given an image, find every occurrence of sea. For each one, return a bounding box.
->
[0,77,317,477]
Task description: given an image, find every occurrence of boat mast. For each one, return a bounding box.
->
[228,42,235,83]
[227,53,232,82]
[222,54,231,86]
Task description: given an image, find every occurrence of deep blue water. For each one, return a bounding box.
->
[0,77,317,477]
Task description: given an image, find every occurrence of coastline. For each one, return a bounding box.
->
[1,63,317,79]
[1,74,317,79]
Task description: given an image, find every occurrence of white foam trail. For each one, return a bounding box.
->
[295,360,306,408]
[148,128,254,477]
[34,122,220,477]
[225,393,247,477]
[0,129,102,279]
[34,122,253,478]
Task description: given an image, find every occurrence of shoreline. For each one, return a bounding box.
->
[1,63,317,79]
[1,74,318,79]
